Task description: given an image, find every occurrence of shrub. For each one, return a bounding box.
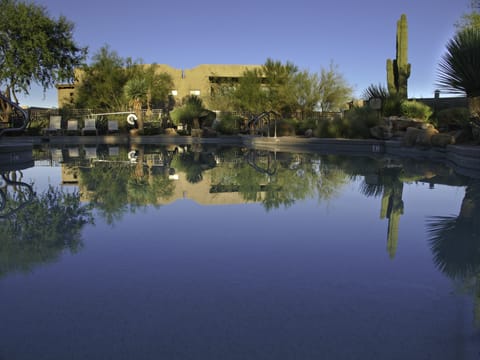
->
[435,107,470,130]
[215,113,242,135]
[400,100,433,121]
[273,118,296,136]
[383,94,403,116]
[343,106,382,138]
[314,115,349,138]
[295,118,318,135]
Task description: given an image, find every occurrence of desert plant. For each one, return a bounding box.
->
[435,107,470,130]
[437,28,480,120]
[343,106,382,138]
[314,114,349,138]
[400,100,433,121]
[386,14,411,99]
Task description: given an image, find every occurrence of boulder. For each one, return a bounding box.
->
[164,128,178,136]
[416,127,439,146]
[403,127,422,147]
[370,125,392,140]
[430,133,455,148]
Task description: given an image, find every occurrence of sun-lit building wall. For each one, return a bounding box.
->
[57,64,262,109]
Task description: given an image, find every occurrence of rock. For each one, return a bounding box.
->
[304,129,313,138]
[370,125,392,139]
[164,128,178,136]
[431,133,455,147]
[416,127,439,146]
[387,117,426,132]
[403,127,422,146]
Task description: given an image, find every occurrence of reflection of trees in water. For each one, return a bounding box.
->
[171,145,216,184]
[0,184,93,278]
[0,171,35,218]
[210,150,350,211]
[79,151,175,224]
[427,180,480,325]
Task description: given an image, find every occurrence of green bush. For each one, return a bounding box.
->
[273,118,296,136]
[314,115,349,138]
[383,94,403,116]
[343,106,381,138]
[295,118,317,135]
[215,113,242,135]
[400,100,432,121]
[435,107,470,130]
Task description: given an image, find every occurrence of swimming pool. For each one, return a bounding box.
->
[1,143,478,359]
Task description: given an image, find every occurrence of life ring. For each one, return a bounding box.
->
[128,150,137,162]
[127,113,138,125]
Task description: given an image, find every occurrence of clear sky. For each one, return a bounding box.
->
[19,0,468,108]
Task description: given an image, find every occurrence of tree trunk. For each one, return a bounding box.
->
[134,100,143,131]
[0,88,13,123]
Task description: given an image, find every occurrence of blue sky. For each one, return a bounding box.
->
[19,0,468,107]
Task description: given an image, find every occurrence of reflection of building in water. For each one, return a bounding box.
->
[62,163,262,205]
[61,165,79,184]
[161,169,264,205]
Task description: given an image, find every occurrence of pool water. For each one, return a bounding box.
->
[0,144,479,359]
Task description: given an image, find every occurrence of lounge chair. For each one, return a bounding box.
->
[81,117,98,136]
[67,147,80,159]
[84,146,98,160]
[42,116,62,135]
[66,119,79,135]
[50,148,63,165]
[108,120,119,134]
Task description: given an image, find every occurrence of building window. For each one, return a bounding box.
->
[190,90,200,96]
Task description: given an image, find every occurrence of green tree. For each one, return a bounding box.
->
[149,70,174,113]
[75,46,129,110]
[436,28,480,121]
[262,58,298,116]
[129,63,174,115]
[0,0,86,116]
[232,68,267,115]
[291,70,321,119]
[318,62,353,112]
[455,0,480,31]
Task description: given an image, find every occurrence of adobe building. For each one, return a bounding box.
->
[56,64,262,109]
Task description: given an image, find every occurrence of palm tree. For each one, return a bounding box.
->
[124,77,147,131]
[436,28,480,122]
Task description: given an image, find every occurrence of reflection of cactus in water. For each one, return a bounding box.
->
[380,182,404,259]
[386,14,411,99]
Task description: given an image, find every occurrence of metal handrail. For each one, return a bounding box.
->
[0,92,29,137]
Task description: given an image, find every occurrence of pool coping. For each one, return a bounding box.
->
[2,134,480,178]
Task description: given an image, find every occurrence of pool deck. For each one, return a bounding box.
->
[1,134,480,178]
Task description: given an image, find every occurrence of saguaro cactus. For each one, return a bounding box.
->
[386,14,411,99]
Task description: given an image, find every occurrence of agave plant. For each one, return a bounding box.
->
[437,28,480,120]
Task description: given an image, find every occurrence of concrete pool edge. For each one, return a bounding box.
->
[2,134,480,178]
